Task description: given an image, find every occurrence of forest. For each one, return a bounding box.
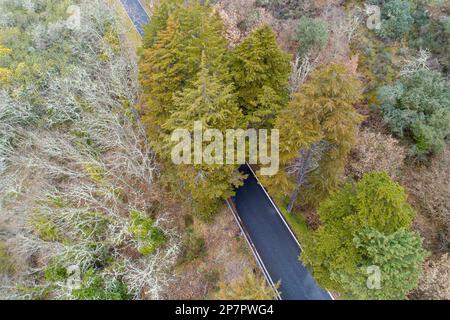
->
[0,0,449,300]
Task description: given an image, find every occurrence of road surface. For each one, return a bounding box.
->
[119,0,332,300]
[232,165,331,300]
[120,0,150,36]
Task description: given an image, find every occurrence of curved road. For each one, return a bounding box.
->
[119,0,331,300]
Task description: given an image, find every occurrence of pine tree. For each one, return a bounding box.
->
[163,52,246,220]
[230,25,291,128]
[300,172,426,299]
[139,16,187,149]
[142,0,183,49]
[139,1,231,154]
[263,64,364,210]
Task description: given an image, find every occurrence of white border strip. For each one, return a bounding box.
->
[226,200,281,300]
[245,163,335,300]
[118,0,144,36]
[137,0,151,17]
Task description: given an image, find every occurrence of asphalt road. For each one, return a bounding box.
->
[120,0,150,36]
[232,165,331,300]
[119,1,331,300]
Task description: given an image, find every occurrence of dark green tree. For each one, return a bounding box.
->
[230,25,291,128]
[378,68,450,159]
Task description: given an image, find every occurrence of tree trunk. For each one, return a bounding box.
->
[287,186,301,213]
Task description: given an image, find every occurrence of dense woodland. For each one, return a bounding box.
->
[0,0,449,300]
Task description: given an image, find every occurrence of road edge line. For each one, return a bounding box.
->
[226,199,282,300]
[245,162,335,301]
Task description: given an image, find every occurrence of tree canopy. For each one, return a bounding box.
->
[301,172,427,299]
[378,68,450,159]
[262,64,363,209]
[230,25,291,128]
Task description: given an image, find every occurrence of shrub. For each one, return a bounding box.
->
[295,17,329,57]
[214,270,277,300]
[372,0,414,41]
[129,210,167,256]
[378,69,450,159]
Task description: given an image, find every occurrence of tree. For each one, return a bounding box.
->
[295,17,329,57]
[140,1,230,152]
[263,64,363,210]
[162,52,246,220]
[301,172,426,299]
[214,270,277,300]
[142,0,183,49]
[371,0,414,41]
[378,68,450,159]
[230,25,291,128]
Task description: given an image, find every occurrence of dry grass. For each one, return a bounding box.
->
[108,0,142,49]
[162,206,259,299]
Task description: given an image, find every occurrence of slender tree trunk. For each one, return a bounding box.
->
[287,186,301,213]
[286,148,313,213]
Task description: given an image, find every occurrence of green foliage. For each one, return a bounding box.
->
[378,69,450,158]
[265,64,363,207]
[372,0,414,41]
[301,172,426,299]
[129,210,166,256]
[230,25,291,128]
[31,214,62,242]
[140,1,230,147]
[0,241,15,275]
[71,269,131,300]
[295,17,329,57]
[142,0,183,49]
[162,52,245,219]
[44,262,68,283]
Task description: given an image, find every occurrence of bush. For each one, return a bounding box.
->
[301,172,425,299]
[378,69,450,159]
[295,17,329,57]
[129,210,167,256]
[372,0,414,41]
[0,241,15,275]
[214,270,277,300]
[71,269,131,300]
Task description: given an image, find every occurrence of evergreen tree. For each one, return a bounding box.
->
[263,64,363,209]
[163,52,245,220]
[230,25,291,128]
[139,16,187,149]
[300,172,426,299]
[142,0,183,49]
[335,228,427,300]
[140,1,230,154]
